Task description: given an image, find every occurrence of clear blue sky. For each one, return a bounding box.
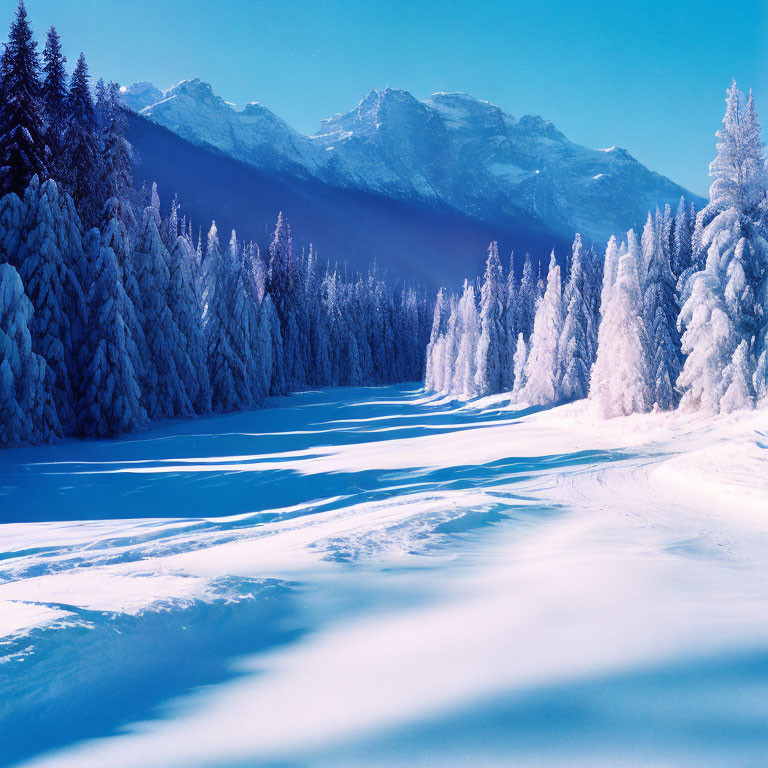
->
[9,0,768,196]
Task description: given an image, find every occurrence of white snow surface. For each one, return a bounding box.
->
[2,385,767,767]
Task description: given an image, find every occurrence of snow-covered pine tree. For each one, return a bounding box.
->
[453,281,480,397]
[99,196,146,377]
[133,205,193,420]
[227,229,256,404]
[159,194,179,252]
[439,294,459,394]
[521,251,563,406]
[640,212,655,289]
[203,221,252,411]
[581,243,602,365]
[720,340,755,413]
[263,291,286,396]
[267,212,306,389]
[558,236,590,401]
[41,26,67,183]
[515,253,537,341]
[512,333,527,396]
[599,236,619,320]
[685,82,767,404]
[0,1,47,196]
[425,287,449,391]
[168,232,210,413]
[64,53,100,229]
[589,241,651,417]
[677,244,740,412]
[0,261,60,445]
[17,177,85,432]
[672,196,692,280]
[0,188,25,266]
[101,82,135,233]
[501,253,516,391]
[474,241,504,395]
[644,215,683,410]
[77,237,147,436]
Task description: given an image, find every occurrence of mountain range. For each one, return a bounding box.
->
[124,79,704,285]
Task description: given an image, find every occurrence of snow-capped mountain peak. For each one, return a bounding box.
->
[122,79,704,242]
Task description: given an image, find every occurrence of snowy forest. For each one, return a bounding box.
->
[0,3,432,446]
[426,81,768,417]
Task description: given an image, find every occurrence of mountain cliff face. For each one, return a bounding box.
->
[123,79,704,245]
[126,111,570,290]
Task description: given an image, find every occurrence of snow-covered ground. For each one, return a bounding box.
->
[1,385,767,768]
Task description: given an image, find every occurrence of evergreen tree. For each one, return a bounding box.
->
[0,1,47,196]
[600,236,619,319]
[501,253,517,391]
[203,222,251,411]
[677,245,740,412]
[515,254,537,340]
[522,251,563,406]
[267,212,304,388]
[590,242,651,417]
[17,177,85,432]
[77,238,147,436]
[644,216,683,410]
[720,340,755,413]
[558,236,590,400]
[672,196,692,279]
[99,197,146,385]
[100,82,135,232]
[64,53,100,228]
[168,233,210,413]
[441,294,460,394]
[474,241,504,395]
[133,205,193,420]
[581,243,602,364]
[453,281,480,397]
[0,261,60,445]
[512,333,527,396]
[425,287,449,391]
[685,82,767,402]
[41,26,67,182]
[0,188,25,266]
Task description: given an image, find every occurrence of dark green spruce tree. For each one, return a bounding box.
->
[0,1,47,196]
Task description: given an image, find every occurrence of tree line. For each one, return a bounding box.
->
[427,81,768,417]
[0,2,431,446]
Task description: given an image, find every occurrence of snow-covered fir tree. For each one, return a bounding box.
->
[0,261,59,445]
[501,254,517,391]
[515,254,537,341]
[0,1,47,197]
[558,235,590,400]
[474,242,504,395]
[425,287,449,391]
[521,251,563,406]
[41,26,67,183]
[15,177,85,432]
[677,245,740,412]
[643,210,683,409]
[453,281,480,397]
[133,205,193,419]
[680,82,767,408]
[203,221,252,412]
[64,53,100,229]
[512,333,527,395]
[590,240,651,417]
[77,235,147,436]
[168,231,210,413]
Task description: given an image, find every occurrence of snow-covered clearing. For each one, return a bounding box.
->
[1,385,767,767]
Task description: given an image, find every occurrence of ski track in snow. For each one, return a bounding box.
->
[1,384,767,768]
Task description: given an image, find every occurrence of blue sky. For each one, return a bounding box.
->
[12,0,768,196]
